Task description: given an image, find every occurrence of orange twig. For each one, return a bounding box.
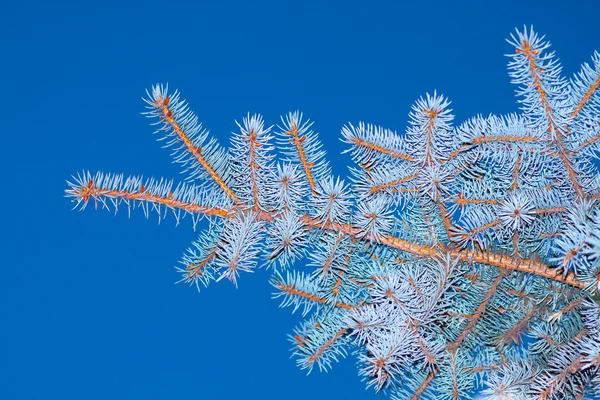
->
[460,220,501,242]
[154,97,239,202]
[535,207,567,214]
[286,121,317,194]
[186,248,218,278]
[77,180,232,218]
[307,328,347,366]
[539,355,584,400]
[571,73,600,119]
[575,134,600,152]
[422,109,454,240]
[247,128,262,209]
[321,232,344,277]
[410,368,437,400]
[472,135,539,145]
[276,283,356,310]
[350,137,414,162]
[521,40,584,197]
[497,303,541,347]
[370,174,418,194]
[512,151,521,192]
[443,135,539,164]
[448,271,506,353]
[454,193,500,207]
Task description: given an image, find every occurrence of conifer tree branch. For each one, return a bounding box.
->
[409,368,437,400]
[453,193,500,207]
[420,104,455,242]
[275,282,357,310]
[320,232,344,278]
[149,93,239,202]
[575,133,600,153]
[247,127,262,209]
[68,173,587,288]
[443,133,542,165]
[459,220,501,242]
[471,135,540,145]
[285,120,318,194]
[186,251,217,278]
[497,300,545,348]
[67,175,232,218]
[537,355,585,399]
[423,109,439,166]
[67,27,600,399]
[299,215,588,289]
[517,38,585,197]
[369,174,419,194]
[447,271,506,353]
[535,207,567,214]
[572,68,600,119]
[306,328,348,367]
[511,150,521,191]
[350,137,414,163]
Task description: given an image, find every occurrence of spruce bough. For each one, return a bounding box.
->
[67,27,600,399]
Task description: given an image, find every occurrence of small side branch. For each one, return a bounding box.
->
[571,70,600,119]
[66,175,232,219]
[247,127,262,208]
[519,39,584,197]
[276,283,356,310]
[150,93,239,202]
[409,368,438,400]
[443,134,540,165]
[285,121,318,194]
[307,328,348,367]
[350,137,414,162]
[448,271,506,353]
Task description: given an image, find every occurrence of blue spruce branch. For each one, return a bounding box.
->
[66,27,600,399]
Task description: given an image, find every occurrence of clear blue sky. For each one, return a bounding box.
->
[2,0,599,399]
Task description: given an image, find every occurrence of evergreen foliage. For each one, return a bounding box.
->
[66,27,600,399]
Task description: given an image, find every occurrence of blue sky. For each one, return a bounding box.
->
[2,0,599,399]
